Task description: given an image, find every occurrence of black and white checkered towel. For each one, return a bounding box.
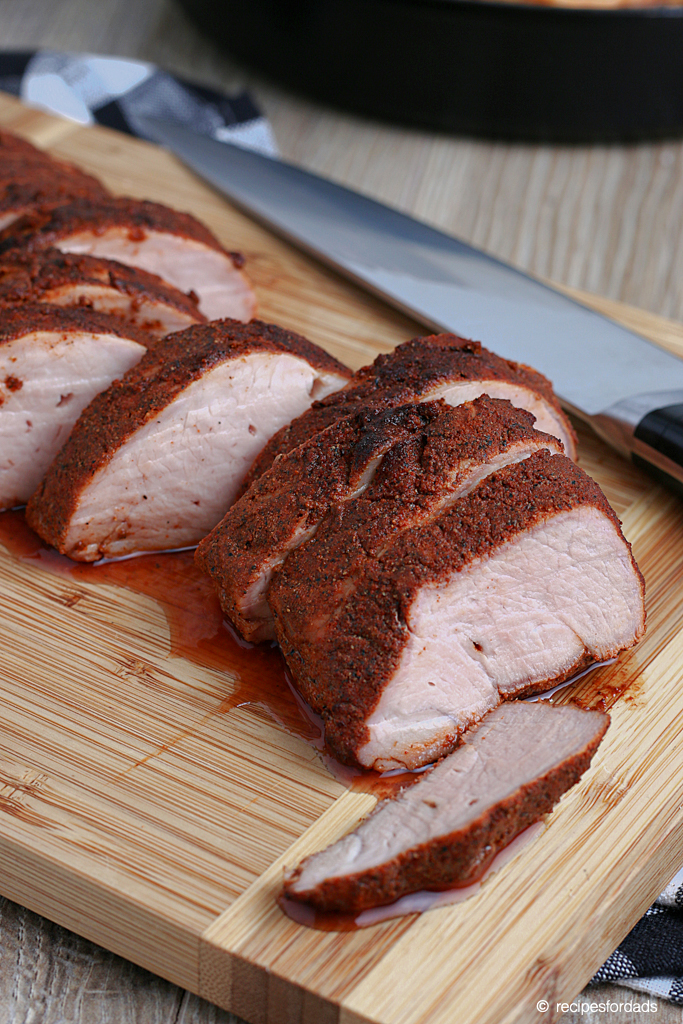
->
[590,865,683,1004]
[0,49,277,156]
[1,46,682,1009]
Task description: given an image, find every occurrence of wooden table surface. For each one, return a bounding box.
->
[1,1,683,1022]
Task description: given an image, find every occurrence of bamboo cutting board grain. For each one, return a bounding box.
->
[2,91,683,1024]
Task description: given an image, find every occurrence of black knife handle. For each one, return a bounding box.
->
[634,403,683,496]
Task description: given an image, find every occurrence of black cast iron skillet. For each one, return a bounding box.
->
[179,0,683,141]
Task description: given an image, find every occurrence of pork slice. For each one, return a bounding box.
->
[0,197,255,322]
[197,397,563,643]
[0,304,150,509]
[271,451,645,770]
[0,167,109,231]
[284,701,609,912]
[26,320,351,560]
[242,333,577,492]
[0,249,205,338]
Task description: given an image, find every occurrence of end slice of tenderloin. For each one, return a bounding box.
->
[0,197,256,322]
[26,320,351,560]
[0,249,206,338]
[0,167,109,231]
[242,333,577,492]
[284,701,609,913]
[270,450,645,770]
[196,396,564,643]
[0,304,151,509]
[0,131,109,229]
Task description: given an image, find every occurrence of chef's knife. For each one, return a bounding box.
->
[139,116,683,492]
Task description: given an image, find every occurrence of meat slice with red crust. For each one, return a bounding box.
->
[0,249,206,338]
[242,333,577,492]
[0,304,150,509]
[0,166,109,231]
[0,197,256,321]
[0,131,109,228]
[283,701,609,913]
[270,451,645,770]
[26,320,351,560]
[196,397,564,643]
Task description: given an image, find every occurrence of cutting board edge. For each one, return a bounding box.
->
[195,622,683,1024]
[193,796,683,1024]
[0,820,203,993]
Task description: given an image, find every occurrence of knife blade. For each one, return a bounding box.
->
[138,116,683,492]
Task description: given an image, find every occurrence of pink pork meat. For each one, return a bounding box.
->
[26,320,351,559]
[0,304,150,509]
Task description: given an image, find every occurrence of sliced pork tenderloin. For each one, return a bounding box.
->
[0,304,150,509]
[197,397,563,643]
[284,701,609,913]
[0,131,109,229]
[0,197,256,321]
[26,320,351,560]
[271,450,645,770]
[0,167,109,231]
[242,333,577,492]
[0,249,206,338]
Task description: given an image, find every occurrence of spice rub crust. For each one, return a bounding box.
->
[0,248,205,323]
[0,302,151,348]
[242,333,577,491]
[0,196,242,264]
[0,170,108,216]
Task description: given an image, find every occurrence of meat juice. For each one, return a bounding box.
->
[0,509,422,797]
[278,821,546,931]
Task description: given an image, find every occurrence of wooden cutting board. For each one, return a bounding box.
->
[2,91,683,1024]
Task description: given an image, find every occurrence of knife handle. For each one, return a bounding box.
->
[633,403,683,495]
[590,392,683,496]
